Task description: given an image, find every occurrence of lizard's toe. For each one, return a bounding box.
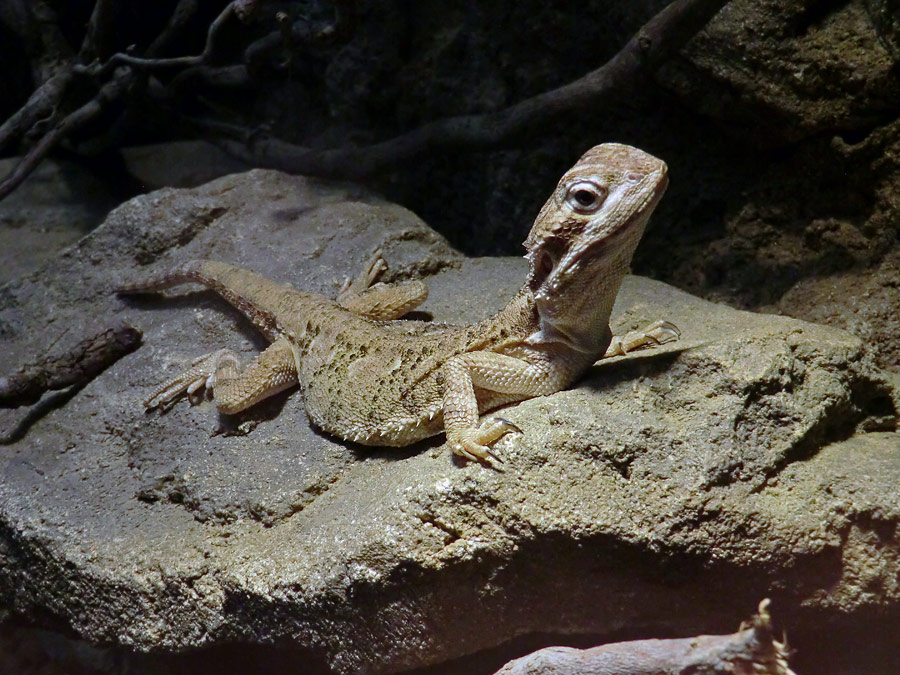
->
[645,319,681,344]
[145,372,209,409]
[144,350,229,410]
[451,438,501,464]
[490,417,523,434]
[605,319,682,357]
[448,422,517,464]
[452,443,483,463]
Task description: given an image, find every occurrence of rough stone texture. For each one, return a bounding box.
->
[645,94,900,325]
[1,171,898,674]
[658,0,900,144]
[768,242,900,374]
[638,0,900,322]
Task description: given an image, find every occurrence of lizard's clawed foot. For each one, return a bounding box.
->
[605,320,681,358]
[144,349,237,409]
[337,248,388,301]
[448,417,521,464]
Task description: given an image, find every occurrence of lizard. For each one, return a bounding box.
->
[119,143,678,463]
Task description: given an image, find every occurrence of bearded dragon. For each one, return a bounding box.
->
[119,143,677,462]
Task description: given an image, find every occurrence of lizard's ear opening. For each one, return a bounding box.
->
[528,248,556,292]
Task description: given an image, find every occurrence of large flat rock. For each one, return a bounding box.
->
[1,170,898,674]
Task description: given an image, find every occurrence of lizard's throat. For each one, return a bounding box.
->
[528,295,616,354]
[528,263,627,354]
[526,317,604,354]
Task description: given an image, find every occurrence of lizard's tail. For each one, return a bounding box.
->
[117,260,209,294]
[118,259,284,341]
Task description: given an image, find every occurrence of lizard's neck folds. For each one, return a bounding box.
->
[529,268,624,355]
[527,238,636,357]
[526,320,602,354]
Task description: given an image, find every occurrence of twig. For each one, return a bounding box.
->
[0,70,72,155]
[494,599,796,675]
[0,69,133,202]
[215,0,729,179]
[0,0,722,203]
[0,0,76,154]
[76,0,254,77]
[0,0,244,202]
[0,321,142,408]
[244,0,358,67]
[169,64,252,95]
[80,0,121,61]
[144,0,202,57]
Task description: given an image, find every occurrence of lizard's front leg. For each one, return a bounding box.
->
[604,320,681,358]
[145,336,298,414]
[441,352,556,463]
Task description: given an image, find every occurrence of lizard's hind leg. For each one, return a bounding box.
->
[336,248,428,320]
[145,336,298,414]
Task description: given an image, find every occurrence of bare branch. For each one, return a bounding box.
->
[80,0,121,61]
[145,0,201,57]
[245,1,358,71]
[28,0,77,80]
[494,600,796,675]
[0,0,725,204]
[0,0,77,154]
[217,0,729,179]
[170,64,252,94]
[77,0,256,77]
[0,70,131,201]
[0,0,246,202]
[0,321,142,408]
[0,69,72,154]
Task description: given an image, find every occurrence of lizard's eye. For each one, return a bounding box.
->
[565,181,606,214]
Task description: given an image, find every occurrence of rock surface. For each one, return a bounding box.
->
[658,0,899,144]
[1,170,898,674]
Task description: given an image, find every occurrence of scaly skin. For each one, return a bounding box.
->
[119,143,678,463]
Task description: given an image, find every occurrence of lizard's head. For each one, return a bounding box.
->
[524,143,668,354]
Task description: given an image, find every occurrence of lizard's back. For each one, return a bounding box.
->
[283,305,480,445]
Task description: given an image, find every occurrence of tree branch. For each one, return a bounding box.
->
[0,0,77,154]
[0,0,256,203]
[0,69,72,155]
[0,321,142,408]
[494,600,795,675]
[77,0,256,77]
[80,0,121,61]
[215,0,729,179]
[0,69,132,201]
[0,0,726,202]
